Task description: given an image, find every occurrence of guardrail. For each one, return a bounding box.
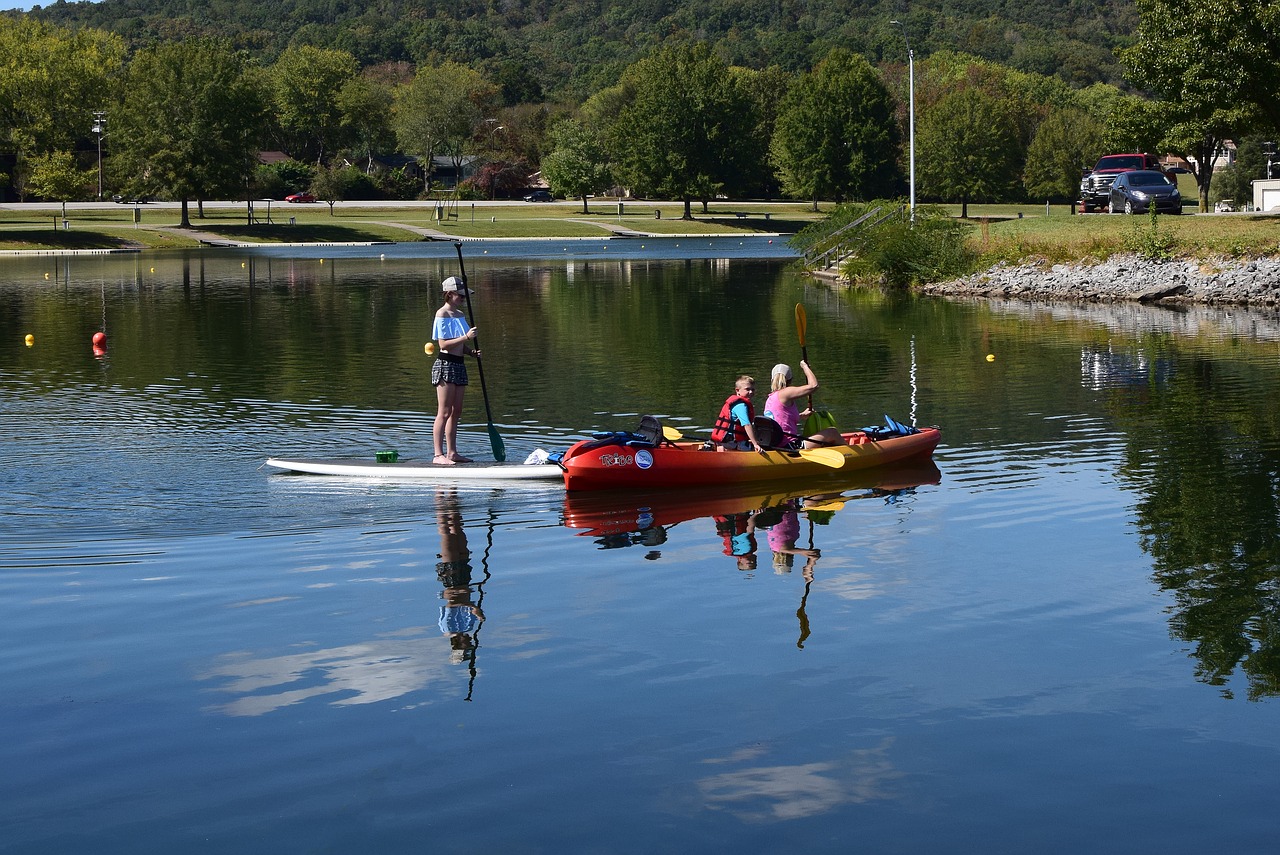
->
[801,204,906,272]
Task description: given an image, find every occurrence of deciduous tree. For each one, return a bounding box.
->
[113,38,267,227]
[25,151,88,217]
[393,63,497,194]
[916,88,1021,218]
[541,119,612,213]
[270,45,360,165]
[770,49,901,209]
[1124,0,1280,133]
[0,18,124,189]
[1023,106,1105,204]
[609,44,758,219]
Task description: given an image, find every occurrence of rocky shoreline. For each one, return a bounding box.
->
[917,254,1280,307]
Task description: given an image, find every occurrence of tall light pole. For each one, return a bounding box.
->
[482,118,505,199]
[891,21,915,224]
[91,110,106,201]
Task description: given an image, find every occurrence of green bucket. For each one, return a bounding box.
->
[375,450,399,463]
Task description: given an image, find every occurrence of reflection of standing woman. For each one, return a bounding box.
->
[431,276,481,465]
[436,491,484,664]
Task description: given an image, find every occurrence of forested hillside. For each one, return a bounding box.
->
[23,0,1137,100]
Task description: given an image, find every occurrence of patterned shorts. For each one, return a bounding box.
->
[432,357,469,386]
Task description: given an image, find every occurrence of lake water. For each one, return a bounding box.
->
[4,238,1280,853]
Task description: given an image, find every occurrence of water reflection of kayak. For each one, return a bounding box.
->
[561,458,942,540]
[556,424,940,492]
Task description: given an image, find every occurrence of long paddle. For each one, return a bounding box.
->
[795,303,812,412]
[660,424,846,469]
[454,242,506,462]
[794,302,837,436]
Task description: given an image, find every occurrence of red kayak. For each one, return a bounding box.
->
[554,416,940,492]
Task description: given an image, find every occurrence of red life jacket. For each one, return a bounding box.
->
[711,394,754,444]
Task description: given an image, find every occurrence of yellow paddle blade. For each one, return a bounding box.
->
[661,426,684,441]
[804,499,847,512]
[795,303,807,347]
[797,447,846,468]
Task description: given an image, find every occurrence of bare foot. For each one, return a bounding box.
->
[433,455,456,465]
[448,453,474,464]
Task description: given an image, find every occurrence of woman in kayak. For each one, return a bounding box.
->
[762,361,844,449]
[431,276,481,465]
[710,374,765,452]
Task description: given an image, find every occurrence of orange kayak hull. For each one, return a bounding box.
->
[558,427,940,492]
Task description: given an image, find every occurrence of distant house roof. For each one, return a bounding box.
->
[257,151,291,164]
[372,154,421,171]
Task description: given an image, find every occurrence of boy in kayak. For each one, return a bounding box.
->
[711,374,765,452]
[431,276,481,465]
[762,361,844,449]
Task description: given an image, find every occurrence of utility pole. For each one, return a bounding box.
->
[891,21,915,225]
[92,111,106,200]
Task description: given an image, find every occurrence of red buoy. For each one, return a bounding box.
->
[92,331,106,347]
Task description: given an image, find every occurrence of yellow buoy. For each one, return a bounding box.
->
[25,334,34,346]
[424,342,436,355]
[986,354,996,362]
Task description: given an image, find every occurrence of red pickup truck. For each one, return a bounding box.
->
[1079,154,1164,213]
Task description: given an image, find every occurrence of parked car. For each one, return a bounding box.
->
[1079,153,1164,212]
[284,192,316,203]
[1108,170,1183,215]
[523,190,553,202]
[111,194,150,204]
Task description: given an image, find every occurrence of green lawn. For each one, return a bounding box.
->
[0,201,827,250]
[3,200,1275,262]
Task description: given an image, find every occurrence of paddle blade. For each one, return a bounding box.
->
[802,408,837,436]
[794,303,807,347]
[489,424,506,462]
[661,426,684,441]
[797,447,846,468]
[804,499,847,512]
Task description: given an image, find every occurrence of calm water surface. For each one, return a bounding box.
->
[4,240,1280,853]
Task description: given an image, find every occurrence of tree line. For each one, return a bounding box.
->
[24,0,1135,102]
[2,1,1278,219]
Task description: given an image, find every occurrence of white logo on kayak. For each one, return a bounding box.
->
[635,449,653,469]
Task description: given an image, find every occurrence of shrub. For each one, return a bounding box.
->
[793,200,976,287]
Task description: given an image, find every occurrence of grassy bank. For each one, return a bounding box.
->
[3,201,1276,264]
[970,209,1280,266]
[0,201,825,251]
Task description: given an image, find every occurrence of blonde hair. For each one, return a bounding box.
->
[772,374,789,392]
[735,374,755,390]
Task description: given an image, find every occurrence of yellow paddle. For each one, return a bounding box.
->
[795,303,837,435]
[662,425,846,468]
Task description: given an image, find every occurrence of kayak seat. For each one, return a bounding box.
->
[637,415,664,447]
[751,416,788,450]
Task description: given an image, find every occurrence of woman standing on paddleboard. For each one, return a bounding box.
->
[431,276,481,465]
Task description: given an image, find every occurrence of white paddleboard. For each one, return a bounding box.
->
[265,457,564,481]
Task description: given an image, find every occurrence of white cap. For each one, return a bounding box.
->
[442,276,471,295]
[771,363,792,381]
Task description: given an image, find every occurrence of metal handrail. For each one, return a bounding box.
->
[802,204,906,272]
